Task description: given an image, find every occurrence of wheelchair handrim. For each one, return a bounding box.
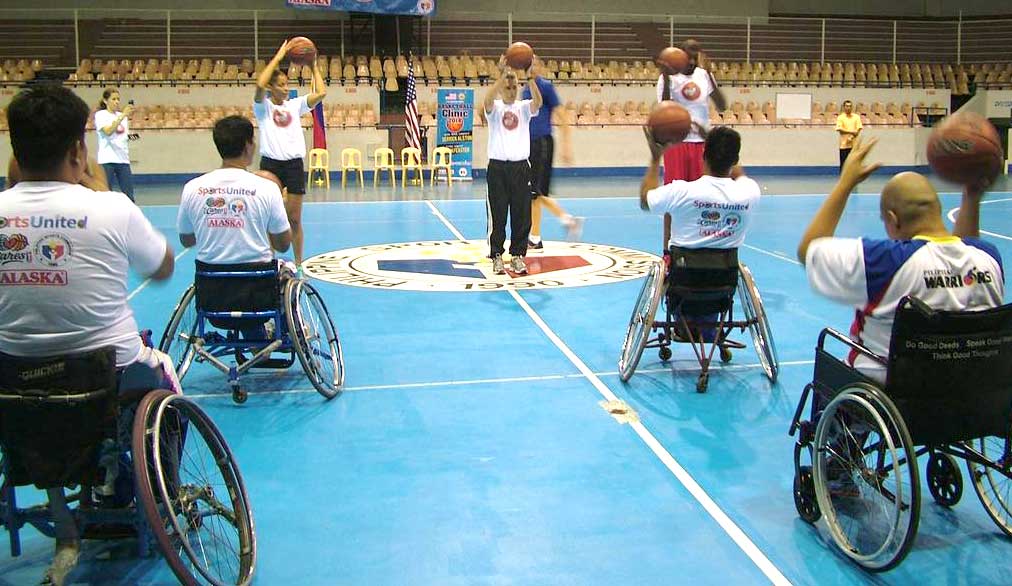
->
[967,436,1012,537]
[159,285,198,380]
[619,261,664,381]
[287,280,344,398]
[813,387,918,570]
[738,265,778,382]
[150,394,256,586]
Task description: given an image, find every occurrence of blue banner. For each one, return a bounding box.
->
[435,88,474,181]
[286,0,435,16]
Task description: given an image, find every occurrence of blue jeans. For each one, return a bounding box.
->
[102,163,135,201]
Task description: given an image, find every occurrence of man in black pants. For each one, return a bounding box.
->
[483,58,542,275]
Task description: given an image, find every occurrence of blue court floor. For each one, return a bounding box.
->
[3,175,1012,585]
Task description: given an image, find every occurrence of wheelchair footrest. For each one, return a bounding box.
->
[250,356,296,369]
[80,522,138,540]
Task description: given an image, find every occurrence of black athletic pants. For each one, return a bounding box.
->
[487,159,532,257]
[839,148,852,170]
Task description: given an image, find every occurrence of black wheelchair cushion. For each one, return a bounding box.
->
[667,246,739,315]
[0,347,118,489]
[885,297,1012,446]
[194,259,282,331]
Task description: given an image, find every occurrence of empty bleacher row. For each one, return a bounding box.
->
[60,53,1012,94]
[0,97,940,132]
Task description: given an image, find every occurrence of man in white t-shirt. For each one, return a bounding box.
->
[0,84,176,586]
[797,138,1004,381]
[641,126,759,346]
[178,115,292,340]
[254,40,327,271]
[656,39,728,251]
[483,60,542,275]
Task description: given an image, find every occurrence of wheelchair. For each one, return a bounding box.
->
[789,297,1012,571]
[160,260,345,403]
[619,247,779,392]
[0,346,256,585]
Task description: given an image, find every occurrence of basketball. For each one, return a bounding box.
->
[927,112,1003,186]
[648,101,692,144]
[658,47,690,74]
[505,42,534,70]
[287,36,317,66]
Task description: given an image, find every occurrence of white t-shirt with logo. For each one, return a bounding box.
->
[0,182,167,367]
[253,95,310,161]
[656,67,715,143]
[486,99,536,161]
[806,236,1005,379]
[177,168,290,264]
[94,109,130,164]
[647,175,761,249]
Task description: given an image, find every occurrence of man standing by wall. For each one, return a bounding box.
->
[835,100,862,170]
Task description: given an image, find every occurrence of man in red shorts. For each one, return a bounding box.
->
[657,39,727,249]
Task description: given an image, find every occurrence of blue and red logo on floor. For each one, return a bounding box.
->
[303,240,659,292]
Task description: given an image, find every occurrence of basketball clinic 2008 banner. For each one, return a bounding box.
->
[435,88,474,181]
[286,0,435,16]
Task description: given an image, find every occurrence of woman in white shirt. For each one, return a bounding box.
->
[94,88,135,201]
[254,40,327,270]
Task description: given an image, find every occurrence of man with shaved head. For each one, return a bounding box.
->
[797,138,1004,381]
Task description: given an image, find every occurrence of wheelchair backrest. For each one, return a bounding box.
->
[885,296,1012,446]
[667,246,740,314]
[0,346,118,489]
[194,259,281,314]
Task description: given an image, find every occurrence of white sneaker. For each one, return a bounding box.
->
[492,255,505,275]
[564,216,585,241]
[510,255,528,274]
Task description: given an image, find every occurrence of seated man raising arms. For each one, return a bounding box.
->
[640,125,762,347]
[797,138,1004,382]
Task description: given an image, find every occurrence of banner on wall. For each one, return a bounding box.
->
[435,88,474,181]
[285,0,435,16]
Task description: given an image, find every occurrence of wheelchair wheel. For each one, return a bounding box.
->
[285,280,344,399]
[737,264,778,383]
[926,452,962,507]
[159,285,198,380]
[966,435,1012,537]
[133,390,256,586]
[812,383,919,572]
[619,260,665,382]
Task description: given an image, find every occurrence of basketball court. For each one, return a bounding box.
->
[3,173,1010,585]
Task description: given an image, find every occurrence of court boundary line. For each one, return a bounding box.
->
[423,200,794,586]
[127,247,191,300]
[946,198,1012,243]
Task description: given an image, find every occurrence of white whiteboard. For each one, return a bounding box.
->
[775,93,813,120]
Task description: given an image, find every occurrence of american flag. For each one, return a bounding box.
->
[404,58,421,150]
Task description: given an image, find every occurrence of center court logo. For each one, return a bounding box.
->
[303,240,659,292]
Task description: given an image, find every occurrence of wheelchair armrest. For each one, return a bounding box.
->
[816,328,887,366]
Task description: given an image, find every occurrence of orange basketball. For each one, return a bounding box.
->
[648,101,692,144]
[926,111,1003,186]
[288,36,318,66]
[505,42,534,70]
[658,47,690,75]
